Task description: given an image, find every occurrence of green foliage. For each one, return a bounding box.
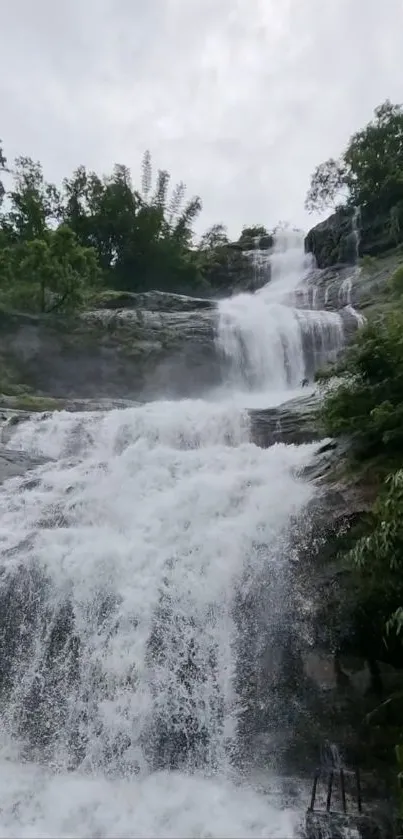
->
[349,470,403,594]
[4,156,62,241]
[389,264,403,297]
[60,152,203,293]
[305,158,347,214]
[0,141,7,207]
[196,228,252,293]
[0,141,261,305]
[342,469,403,718]
[199,224,229,251]
[306,100,403,218]
[0,142,6,171]
[0,226,100,313]
[320,310,403,458]
[238,225,269,243]
[345,101,403,211]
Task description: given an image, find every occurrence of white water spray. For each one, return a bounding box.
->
[338,207,365,320]
[0,230,350,838]
[247,235,271,287]
[0,401,317,837]
[217,229,345,392]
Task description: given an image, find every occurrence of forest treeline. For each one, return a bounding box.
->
[0,144,269,313]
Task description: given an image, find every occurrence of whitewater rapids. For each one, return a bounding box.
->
[0,230,348,837]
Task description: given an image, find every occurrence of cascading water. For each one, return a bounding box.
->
[338,207,361,308]
[248,235,271,288]
[0,231,348,837]
[217,229,345,396]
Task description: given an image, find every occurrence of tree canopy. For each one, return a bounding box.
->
[0,141,8,208]
[0,146,271,310]
[0,226,100,313]
[305,100,403,219]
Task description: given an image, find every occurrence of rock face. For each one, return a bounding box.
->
[305,204,403,269]
[0,274,361,406]
[250,392,321,448]
[94,290,215,312]
[247,395,403,793]
[0,304,221,401]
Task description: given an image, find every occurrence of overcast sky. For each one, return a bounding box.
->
[1,0,402,238]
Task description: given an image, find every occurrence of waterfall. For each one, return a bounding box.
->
[338,207,365,325]
[217,229,345,395]
[0,230,351,837]
[352,205,361,264]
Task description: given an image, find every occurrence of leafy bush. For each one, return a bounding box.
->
[320,310,403,457]
[348,470,403,621]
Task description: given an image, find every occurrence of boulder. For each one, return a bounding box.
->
[250,392,321,448]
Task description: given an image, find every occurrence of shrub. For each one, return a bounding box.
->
[320,310,403,458]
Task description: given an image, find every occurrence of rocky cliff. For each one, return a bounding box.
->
[0,302,221,403]
[305,204,403,269]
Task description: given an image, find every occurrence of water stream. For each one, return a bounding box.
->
[0,232,350,837]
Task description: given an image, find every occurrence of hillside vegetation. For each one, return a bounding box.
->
[308,100,403,808]
[0,144,272,311]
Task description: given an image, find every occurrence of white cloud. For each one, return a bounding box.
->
[1,0,402,237]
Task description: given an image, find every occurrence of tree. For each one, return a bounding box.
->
[4,156,62,241]
[306,100,403,215]
[62,151,203,292]
[345,101,403,210]
[62,165,92,246]
[152,168,170,216]
[239,225,269,241]
[0,142,6,171]
[63,164,139,277]
[167,182,186,228]
[199,224,229,250]
[305,158,347,214]
[0,140,8,208]
[0,226,100,313]
[0,144,231,299]
[141,150,152,201]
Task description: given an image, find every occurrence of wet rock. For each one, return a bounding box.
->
[0,447,49,484]
[0,307,221,400]
[250,392,321,448]
[305,809,394,839]
[0,396,139,417]
[305,207,361,269]
[305,203,403,269]
[302,253,402,316]
[93,290,216,312]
